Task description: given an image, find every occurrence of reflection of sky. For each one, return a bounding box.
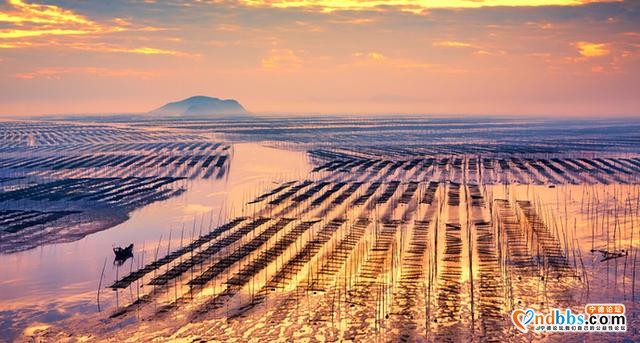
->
[492,183,640,302]
[2,142,640,339]
[0,0,639,116]
[0,142,310,339]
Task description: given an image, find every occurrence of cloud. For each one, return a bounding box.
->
[0,0,121,38]
[433,40,507,56]
[0,41,35,48]
[328,17,377,25]
[261,49,302,69]
[128,47,181,55]
[575,41,610,57]
[0,0,186,56]
[238,0,615,13]
[474,49,507,56]
[0,28,105,39]
[77,44,189,56]
[350,51,469,73]
[0,39,188,56]
[433,41,475,48]
[355,51,388,61]
[0,0,92,25]
[13,67,157,80]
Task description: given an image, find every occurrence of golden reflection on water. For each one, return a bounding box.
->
[4,147,640,342]
[0,142,311,340]
[38,182,637,341]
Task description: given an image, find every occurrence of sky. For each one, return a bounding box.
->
[0,0,638,116]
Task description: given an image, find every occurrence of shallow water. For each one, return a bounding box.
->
[4,118,640,342]
[0,142,311,339]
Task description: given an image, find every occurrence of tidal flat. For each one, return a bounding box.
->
[1,116,640,342]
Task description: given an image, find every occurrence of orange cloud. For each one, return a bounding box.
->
[240,0,613,13]
[353,51,388,61]
[0,0,92,25]
[0,41,34,48]
[14,67,157,80]
[0,28,101,39]
[575,41,610,57]
[261,49,302,70]
[123,47,183,56]
[474,49,507,56]
[328,17,376,25]
[0,40,187,56]
[0,0,114,39]
[0,0,183,56]
[434,41,506,57]
[350,51,468,73]
[433,41,474,48]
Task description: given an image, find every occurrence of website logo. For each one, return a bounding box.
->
[511,304,626,333]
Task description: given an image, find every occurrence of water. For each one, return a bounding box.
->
[0,142,311,340]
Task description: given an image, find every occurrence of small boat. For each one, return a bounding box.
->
[591,248,626,262]
[113,243,134,261]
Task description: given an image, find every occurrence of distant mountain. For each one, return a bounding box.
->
[150,96,248,116]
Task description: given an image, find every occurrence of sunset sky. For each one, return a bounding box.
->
[0,0,638,116]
